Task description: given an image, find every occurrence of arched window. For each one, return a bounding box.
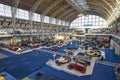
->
[16,8,29,20]
[44,16,49,23]
[0,3,12,17]
[70,15,108,28]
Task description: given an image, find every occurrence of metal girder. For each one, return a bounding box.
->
[68,14,78,21]
[40,0,62,31]
[11,0,20,32]
[30,0,43,27]
[42,0,63,15]
[49,17,53,24]
[11,7,17,32]
[110,0,117,7]
[56,19,59,32]
[63,12,79,20]
[90,11,107,19]
[12,0,20,7]
[40,15,45,31]
[57,8,75,19]
[90,8,109,19]
[66,0,86,12]
[69,11,107,23]
[29,12,34,32]
[70,12,107,23]
[51,4,70,17]
[88,2,111,16]
[67,15,78,22]
[116,0,120,5]
[90,5,110,18]
[89,11,107,20]
[30,0,43,12]
[48,17,53,31]
[29,0,43,32]
[102,0,114,11]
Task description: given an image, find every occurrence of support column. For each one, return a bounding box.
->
[56,19,59,33]
[11,7,17,33]
[64,22,67,32]
[68,22,71,33]
[29,11,34,33]
[49,17,53,33]
[11,0,20,33]
[40,15,45,35]
[61,20,64,33]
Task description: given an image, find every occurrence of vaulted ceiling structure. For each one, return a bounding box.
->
[0,0,119,25]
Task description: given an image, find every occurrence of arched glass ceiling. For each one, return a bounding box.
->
[0,3,70,26]
[70,15,108,28]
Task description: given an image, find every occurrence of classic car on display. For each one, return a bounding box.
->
[67,51,73,55]
[73,57,91,67]
[55,56,71,66]
[87,50,101,57]
[28,43,39,48]
[46,41,56,47]
[32,44,39,48]
[67,45,78,50]
[77,52,85,56]
[7,45,20,51]
[51,46,57,51]
[68,63,86,74]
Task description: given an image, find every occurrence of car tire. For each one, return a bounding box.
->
[81,70,85,74]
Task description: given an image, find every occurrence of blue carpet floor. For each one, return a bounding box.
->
[101,49,120,63]
[26,69,60,80]
[41,66,91,80]
[91,63,116,80]
[40,49,120,80]
[0,49,16,57]
[0,51,55,79]
[0,44,120,80]
[40,63,116,80]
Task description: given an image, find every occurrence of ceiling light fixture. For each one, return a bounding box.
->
[78,13,83,17]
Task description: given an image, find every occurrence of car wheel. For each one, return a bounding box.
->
[68,66,72,69]
[81,70,86,74]
[84,64,87,67]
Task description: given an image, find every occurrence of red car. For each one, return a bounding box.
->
[8,46,20,51]
[68,63,86,74]
[33,44,39,48]
[51,46,57,51]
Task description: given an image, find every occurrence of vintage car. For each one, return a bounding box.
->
[7,46,20,51]
[28,43,39,48]
[51,46,57,51]
[77,52,85,56]
[67,51,73,55]
[46,41,56,47]
[32,44,39,48]
[67,46,78,50]
[46,44,51,47]
[55,56,71,66]
[68,63,86,74]
[87,50,101,57]
[73,57,91,67]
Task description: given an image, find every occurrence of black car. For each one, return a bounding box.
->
[73,57,91,67]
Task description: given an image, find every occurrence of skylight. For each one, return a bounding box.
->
[67,0,90,12]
